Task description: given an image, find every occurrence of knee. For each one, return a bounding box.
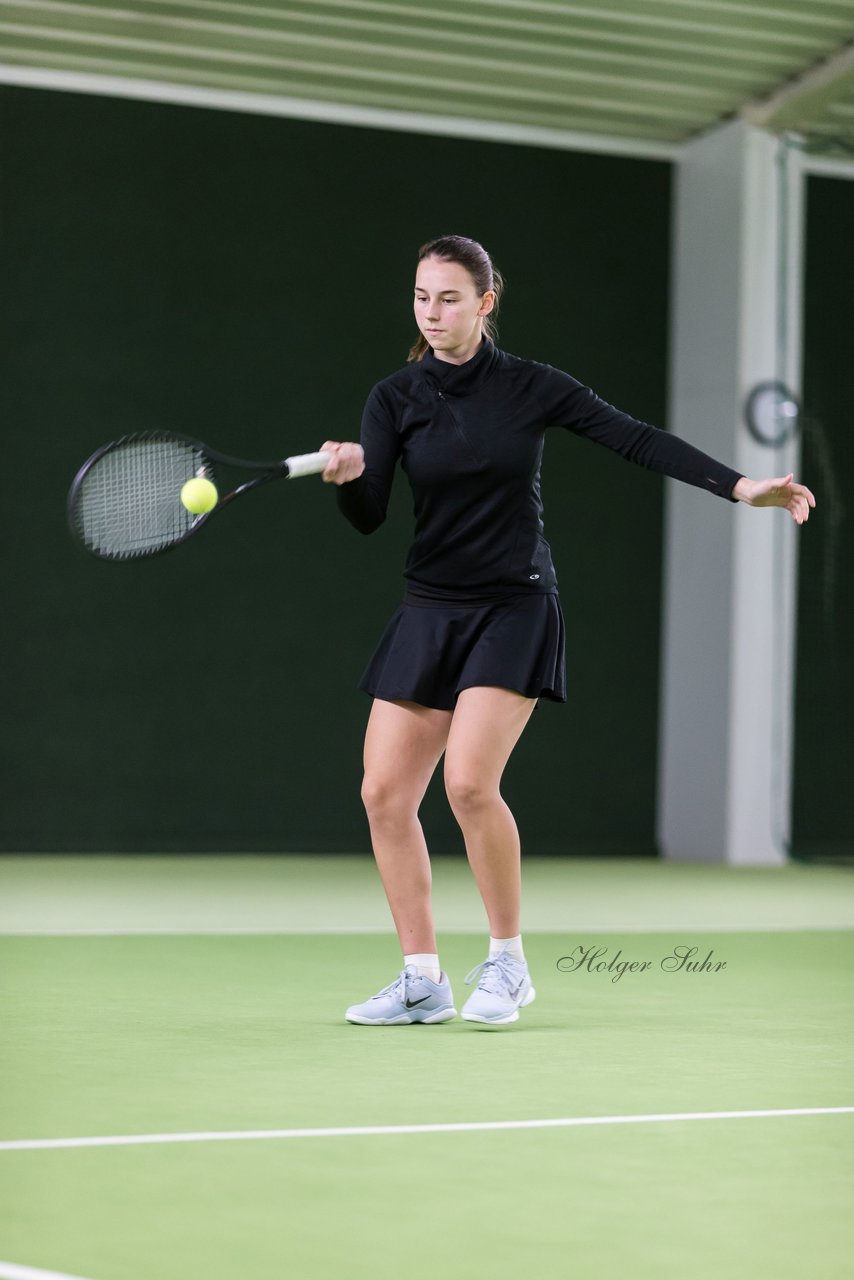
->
[444,770,494,816]
[361,774,411,825]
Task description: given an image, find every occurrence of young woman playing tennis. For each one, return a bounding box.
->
[321,234,815,1028]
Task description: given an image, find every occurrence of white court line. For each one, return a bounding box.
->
[2,922,849,934]
[1,1107,852,1151]
[0,1263,95,1280]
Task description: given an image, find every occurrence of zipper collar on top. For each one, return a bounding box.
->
[420,337,499,397]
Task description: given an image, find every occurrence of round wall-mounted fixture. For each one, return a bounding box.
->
[744,380,801,447]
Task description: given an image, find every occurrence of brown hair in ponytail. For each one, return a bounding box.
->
[407,235,504,363]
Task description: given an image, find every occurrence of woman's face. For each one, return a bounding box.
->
[414,257,495,363]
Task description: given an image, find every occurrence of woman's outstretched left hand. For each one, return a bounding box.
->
[732,474,816,525]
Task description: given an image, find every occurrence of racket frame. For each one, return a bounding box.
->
[67,429,330,561]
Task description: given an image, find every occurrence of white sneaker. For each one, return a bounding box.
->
[461,953,536,1025]
[345,966,457,1025]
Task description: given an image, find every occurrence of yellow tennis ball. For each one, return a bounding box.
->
[180,477,218,514]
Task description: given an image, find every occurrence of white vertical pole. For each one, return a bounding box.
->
[658,119,804,865]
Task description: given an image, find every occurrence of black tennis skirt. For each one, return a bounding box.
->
[358,588,567,711]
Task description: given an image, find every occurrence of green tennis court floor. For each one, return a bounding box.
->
[1,855,852,1280]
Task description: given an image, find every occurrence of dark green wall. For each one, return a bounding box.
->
[1,85,674,854]
[792,176,854,862]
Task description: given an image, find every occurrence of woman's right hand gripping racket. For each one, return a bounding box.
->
[67,431,332,561]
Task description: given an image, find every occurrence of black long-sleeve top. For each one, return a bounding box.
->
[336,338,743,599]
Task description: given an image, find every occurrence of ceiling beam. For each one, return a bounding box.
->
[742,39,854,127]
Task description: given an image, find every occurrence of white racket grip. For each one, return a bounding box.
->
[285,450,332,479]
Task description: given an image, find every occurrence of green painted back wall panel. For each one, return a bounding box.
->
[792,176,854,863]
[0,86,674,854]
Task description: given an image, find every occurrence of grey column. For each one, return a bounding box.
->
[658,119,804,865]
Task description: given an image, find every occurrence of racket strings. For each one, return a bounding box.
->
[74,437,208,558]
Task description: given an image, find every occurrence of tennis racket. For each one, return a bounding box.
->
[67,430,331,561]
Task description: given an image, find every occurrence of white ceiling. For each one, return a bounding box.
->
[0,0,853,157]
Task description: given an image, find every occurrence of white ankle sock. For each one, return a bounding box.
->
[404,953,441,983]
[489,935,525,963]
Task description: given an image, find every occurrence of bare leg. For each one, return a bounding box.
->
[361,698,452,954]
[443,687,538,938]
